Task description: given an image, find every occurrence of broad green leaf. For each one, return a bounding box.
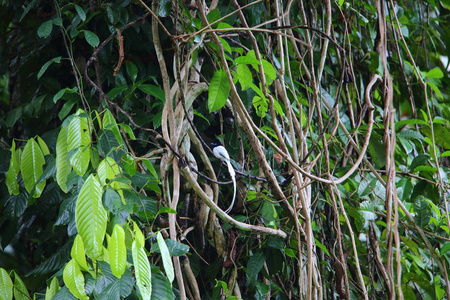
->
[151,239,189,256]
[157,231,174,284]
[142,160,159,181]
[126,61,138,82]
[122,154,137,177]
[98,157,129,204]
[75,174,107,259]
[56,126,71,193]
[0,268,13,300]
[426,67,444,79]
[37,136,50,156]
[261,59,277,85]
[132,241,152,300]
[253,96,268,117]
[21,138,46,197]
[109,225,126,278]
[138,84,165,102]
[102,109,123,145]
[246,251,265,280]
[67,109,91,176]
[37,56,62,79]
[6,140,20,195]
[133,221,145,248]
[84,30,99,47]
[45,277,60,300]
[235,64,253,90]
[63,259,89,300]
[208,69,230,113]
[37,20,53,38]
[74,4,86,21]
[13,272,30,300]
[71,235,89,272]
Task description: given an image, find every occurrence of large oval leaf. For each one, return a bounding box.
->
[0,268,13,300]
[75,174,107,259]
[132,241,152,300]
[56,126,71,193]
[45,277,60,300]
[156,232,174,284]
[20,138,46,197]
[71,235,89,272]
[63,259,88,300]
[67,109,91,176]
[109,225,126,278]
[13,272,30,300]
[208,69,230,113]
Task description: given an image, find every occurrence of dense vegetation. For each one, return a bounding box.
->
[1,0,450,299]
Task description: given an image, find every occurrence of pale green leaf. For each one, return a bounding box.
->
[13,272,30,300]
[157,231,174,284]
[426,67,444,79]
[67,109,91,176]
[63,259,88,300]
[235,64,252,90]
[132,241,152,300]
[37,136,50,156]
[0,268,13,300]
[45,277,60,300]
[21,138,46,197]
[133,221,145,248]
[56,126,71,193]
[6,140,20,195]
[71,235,89,272]
[109,225,127,278]
[84,30,99,47]
[261,59,276,85]
[208,69,230,113]
[75,174,107,259]
[98,157,129,204]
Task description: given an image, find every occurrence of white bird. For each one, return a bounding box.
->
[212,145,236,213]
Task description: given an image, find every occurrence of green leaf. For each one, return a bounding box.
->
[109,225,127,278]
[253,96,268,117]
[261,59,277,85]
[133,221,146,248]
[6,141,20,195]
[63,259,89,300]
[235,64,253,90]
[37,136,50,156]
[37,56,62,79]
[74,4,86,21]
[0,268,13,300]
[119,124,136,140]
[71,235,89,272]
[132,241,152,300]
[21,138,46,197]
[98,157,129,204]
[142,160,159,181]
[67,109,91,176]
[75,174,107,259]
[84,30,100,47]
[138,84,165,102]
[426,67,444,79]
[157,232,174,284]
[208,69,230,113]
[246,251,265,280]
[126,61,138,82]
[45,277,61,300]
[102,109,123,145]
[13,272,30,300]
[37,20,53,38]
[151,239,189,256]
[56,126,71,193]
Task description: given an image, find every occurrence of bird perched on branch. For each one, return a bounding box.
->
[212,143,236,214]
